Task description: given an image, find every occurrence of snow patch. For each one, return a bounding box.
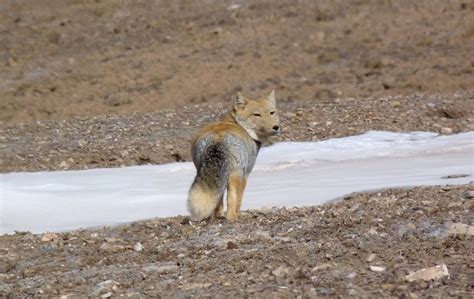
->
[1,131,473,234]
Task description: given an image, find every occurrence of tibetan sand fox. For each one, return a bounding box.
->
[187,90,281,221]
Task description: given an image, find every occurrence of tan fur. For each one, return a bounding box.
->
[187,90,280,221]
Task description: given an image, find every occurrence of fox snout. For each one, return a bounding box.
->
[272,125,281,134]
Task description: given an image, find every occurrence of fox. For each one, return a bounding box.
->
[187,90,281,221]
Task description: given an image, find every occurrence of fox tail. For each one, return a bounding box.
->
[187,144,228,221]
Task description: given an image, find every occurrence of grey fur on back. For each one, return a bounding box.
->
[192,133,259,190]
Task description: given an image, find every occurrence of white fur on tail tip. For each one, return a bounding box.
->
[187,183,219,221]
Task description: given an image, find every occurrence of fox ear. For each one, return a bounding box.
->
[233,92,247,109]
[267,89,276,106]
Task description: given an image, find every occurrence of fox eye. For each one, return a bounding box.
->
[270,111,275,115]
[253,113,261,117]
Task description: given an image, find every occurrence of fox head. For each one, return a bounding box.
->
[231,90,281,143]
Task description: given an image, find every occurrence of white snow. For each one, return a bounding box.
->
[1,131,473,234]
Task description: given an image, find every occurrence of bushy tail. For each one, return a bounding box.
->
[187,144,228,221]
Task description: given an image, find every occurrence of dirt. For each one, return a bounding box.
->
[1,185,473,297]
[1,1,474,298]
[1,0,473,124]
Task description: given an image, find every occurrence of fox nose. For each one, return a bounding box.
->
[272,125,280,132]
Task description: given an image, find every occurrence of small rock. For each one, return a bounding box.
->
[273,236,292,242]
[101,292,113,298]
[367,227,378,236]
[366,253,377,263]
[296,111,304,116]
[120,150,129,158]
[142,262,178,274]
[446,223,474,236]
[92,280,120,296]
[180,283,212,290]
[134,242,144,251]
[406,264,449,282]
[272,265,289,277]
[254,230,272,240]
[440,127,453,134]
[41,233,58,242]
[212,27,223,35]
[58,161,69,168]
[227,4,241,10]
[347,272,357,279]
[462,190,474,199]
[311,263,332,272]
[227,241,238,250]
[369,265,386,272]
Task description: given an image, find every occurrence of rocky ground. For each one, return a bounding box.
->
[1,185,473,297]
[1,0,474,298]
[1,92,473,173]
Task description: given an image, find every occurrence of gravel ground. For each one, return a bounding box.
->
[1,92,473,173]
[1,185,473,298]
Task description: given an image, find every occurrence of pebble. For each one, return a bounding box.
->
[142,262,178,274]
[440,127,453,134]
[41,233,58,242]
[369,265,386,272]
[254,230,272,240]
[134,242,144,251]
[58,160,69,168]
[462,190,474,199]
[180,283,212,290]
[366,253,377,263]
[405,264,449,282]
[91,280,119,296]
[272,265,290,277]
[446,223,474,236]
[311,263,332,272]
[120,150,129,158]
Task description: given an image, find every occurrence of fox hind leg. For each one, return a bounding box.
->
[213,194,224,218]
[226,172,243,221]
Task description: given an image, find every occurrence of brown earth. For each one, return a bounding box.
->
[1,1,474,298]
[1,0,473,124]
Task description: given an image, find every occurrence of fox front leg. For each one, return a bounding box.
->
[236,176,248,215]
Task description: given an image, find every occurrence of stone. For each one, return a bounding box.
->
[120,150,129,158]
[58,161,69,168]
[366,253,377,263]
[180,283,212,290]
[440,127,453,134]
[91,280,120,296]
[41,233,58,242]
[134,242,144,251]
[101,292,113,298]
[446,223,474,236]
[272,265,290,277]
[142,262,178,274]
[254,230,272,240]
[311,263,332,272]
[462,190,474,199]
[405,264,449,282]
[367,227,378,236]
[369,265,386,272]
